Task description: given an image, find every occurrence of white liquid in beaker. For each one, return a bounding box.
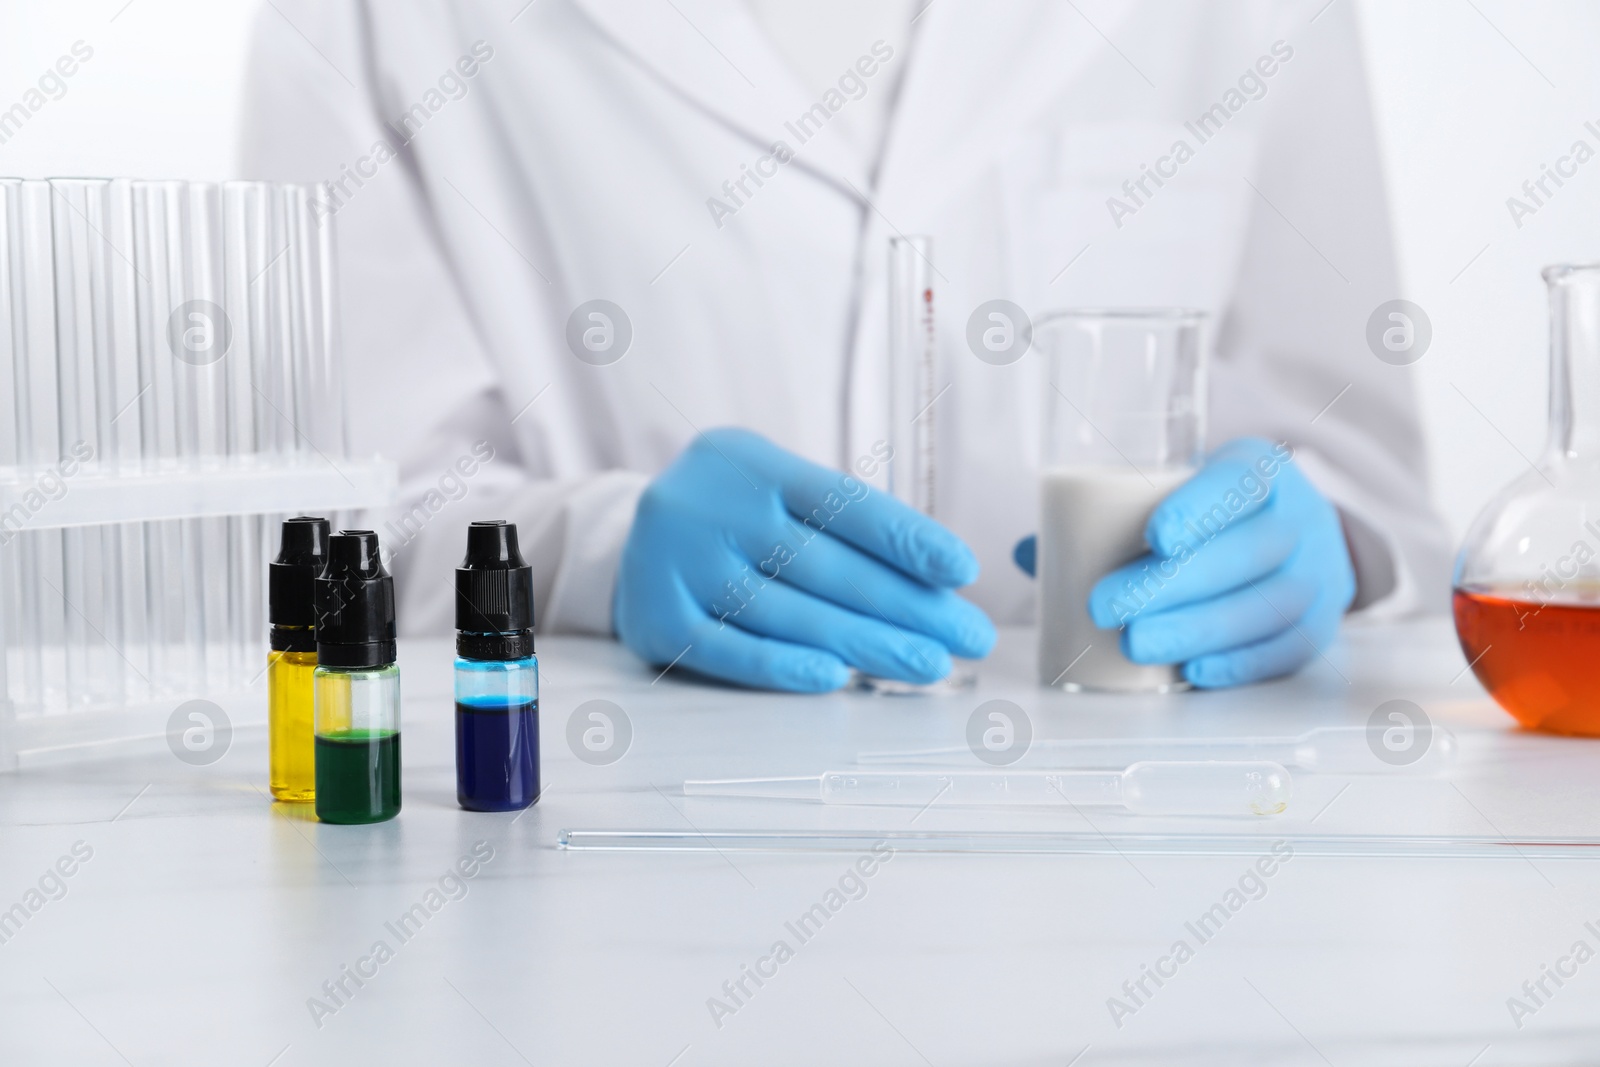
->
[1038,464,1192,691]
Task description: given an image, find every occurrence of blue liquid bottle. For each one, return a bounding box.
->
[455,521,540,812]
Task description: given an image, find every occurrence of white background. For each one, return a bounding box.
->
[2,0,1598,545]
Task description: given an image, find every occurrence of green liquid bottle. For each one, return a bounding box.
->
[313,530,402,824]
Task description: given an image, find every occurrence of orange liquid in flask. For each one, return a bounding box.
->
[1452,587,1600,736]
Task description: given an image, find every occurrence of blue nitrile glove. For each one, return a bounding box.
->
[615,428,996,692]
[1014,437,1355,688]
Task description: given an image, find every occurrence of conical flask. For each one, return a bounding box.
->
[1454,264,1600,735]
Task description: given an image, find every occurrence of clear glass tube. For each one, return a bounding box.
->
[50,180,117,707]
[886,235,937,515]
[558,829,1600,860]
[685,761,1290,816]
[1035,309,1206,692]
[1,180,58,713]
[133,180,219,694]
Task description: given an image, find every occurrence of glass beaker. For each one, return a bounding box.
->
[1454,264,1600,736]
[1036,309,1206,691]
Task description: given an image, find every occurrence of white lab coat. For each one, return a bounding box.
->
[238,0,1453,636]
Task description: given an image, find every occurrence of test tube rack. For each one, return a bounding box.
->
[0,178,396,769]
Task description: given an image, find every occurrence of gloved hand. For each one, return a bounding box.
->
[616,428,996,691]
[1014,437,1355,687]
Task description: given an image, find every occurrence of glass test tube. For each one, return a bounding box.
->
[131,180,221,696]
[1,180,55,712]
[50,180,115,706]
[224,182,277,686]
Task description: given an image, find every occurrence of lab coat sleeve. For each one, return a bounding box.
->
[379,389,647,637]
[235,0,646,635]
[1208,4,1454,617]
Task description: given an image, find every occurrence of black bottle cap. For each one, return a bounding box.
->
[455,520,535,660]
[270,516,330,652]
[315,530,397,668]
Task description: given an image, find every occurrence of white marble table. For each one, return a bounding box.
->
[1,619,1598,1066]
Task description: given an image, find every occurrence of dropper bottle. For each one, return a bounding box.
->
[455,520,540,811]
[313,530,402,824]
[268,516,329,802]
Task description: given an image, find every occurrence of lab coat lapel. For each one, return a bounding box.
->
[846,0,1140,469]
[876,1,1140,219]
[567,0,871,197]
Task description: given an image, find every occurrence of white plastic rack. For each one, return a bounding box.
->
[0,178,395,768]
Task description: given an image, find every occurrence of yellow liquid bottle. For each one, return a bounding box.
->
[269,517,331,804]
[269,646,318,801]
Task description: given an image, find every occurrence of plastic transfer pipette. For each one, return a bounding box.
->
[857,725,1458,775]
[683,761,1291,817]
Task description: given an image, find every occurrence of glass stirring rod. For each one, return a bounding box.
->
[857,725,1458,775]
[684,761,1291,816]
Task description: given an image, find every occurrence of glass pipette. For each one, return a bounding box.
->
[684,761,1291,816]
[559,829,1600,860]
[856,725,1458,774]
